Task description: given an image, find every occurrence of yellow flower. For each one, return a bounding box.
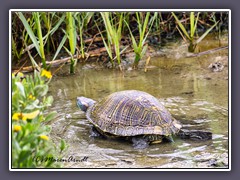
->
[39,135,49,141]
[13,125,22,132]
[12,113,24,121]
[17,72,24,78]
[12,113,20,120]
[28,94,36,100]
[41,69,52,79]
[22,116,27,121]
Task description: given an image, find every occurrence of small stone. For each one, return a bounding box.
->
[208,62,224,72]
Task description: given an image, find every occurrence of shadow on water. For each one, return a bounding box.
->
[47,37,229,168]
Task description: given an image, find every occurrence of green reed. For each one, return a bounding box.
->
[65,12,77,74]
[16,12,47,69]
[12,12,227,72]
[75,12,94,58]
[99,12,126,67]
[125,12,157,68]
[172,12,219,52]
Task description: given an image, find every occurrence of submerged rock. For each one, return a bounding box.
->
[208,62,224,72]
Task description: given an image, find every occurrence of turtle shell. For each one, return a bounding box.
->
[86,90,182,137]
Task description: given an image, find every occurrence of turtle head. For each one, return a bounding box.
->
[77,97,96,112]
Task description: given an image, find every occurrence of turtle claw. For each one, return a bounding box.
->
[132,137,149,149]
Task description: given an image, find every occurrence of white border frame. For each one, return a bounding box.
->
[9,9,231,171]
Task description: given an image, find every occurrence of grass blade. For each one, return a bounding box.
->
[66,12,76,55]
[172,12,190,40]
[193,12,200,37]
[195,20,219,45]
[33,12,46,68]
[52,34,67,61]
[190,12,195,38]
[95,22,113,60]
[16,12,41,57]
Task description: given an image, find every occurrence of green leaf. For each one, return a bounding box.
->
[60,139,66,153]
[44,96,54,106]
[190,12,195,38]
[18,150,32,164]
[26,47,40,70]
[25,99,40,110]
[34,85,48,97]
[16,12,41,57]
[21,135,38,147]
[63,46,73,59]
[124,20,138,50]
[33,12,45,60]
[12,92,20,111]
[42,125,52,133]
[23,14,66,54]
[172,12,190,40]
[48,14,65,36]
[52,34,67,61]
[193,12,200,38]
[12,138,21,152]
[141,12,150,42]
[44,111,57,122]
[15,82,26,98]
[66,12,76,55]
[141,45,148,58]
[95,22,113,60]
[195,20,219,45]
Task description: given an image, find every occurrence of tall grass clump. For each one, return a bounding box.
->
[98,12,127,69]
[16,12,47,69]
[41,12,65,54]
[125,12,157,69]
[12,70,67,168]
[11,34,25,60]
[75,12,94,58]
[172,12,219,52]
[15,12,66,70]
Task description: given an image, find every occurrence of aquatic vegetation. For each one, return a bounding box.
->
[14,12,66,70]
[65,12,77,74]
[75,12,94,58]
[16,12,47,69]
[12,11,228,72]
[172,12,219,52]
[125,12,157,68]
[98,12,127,68]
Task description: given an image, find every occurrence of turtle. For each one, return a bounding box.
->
[77,90,212,149]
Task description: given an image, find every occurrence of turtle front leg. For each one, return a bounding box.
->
[131,136,149,149]
[90,126,105,138]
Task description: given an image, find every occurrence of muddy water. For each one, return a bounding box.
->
[47,39,229,169]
